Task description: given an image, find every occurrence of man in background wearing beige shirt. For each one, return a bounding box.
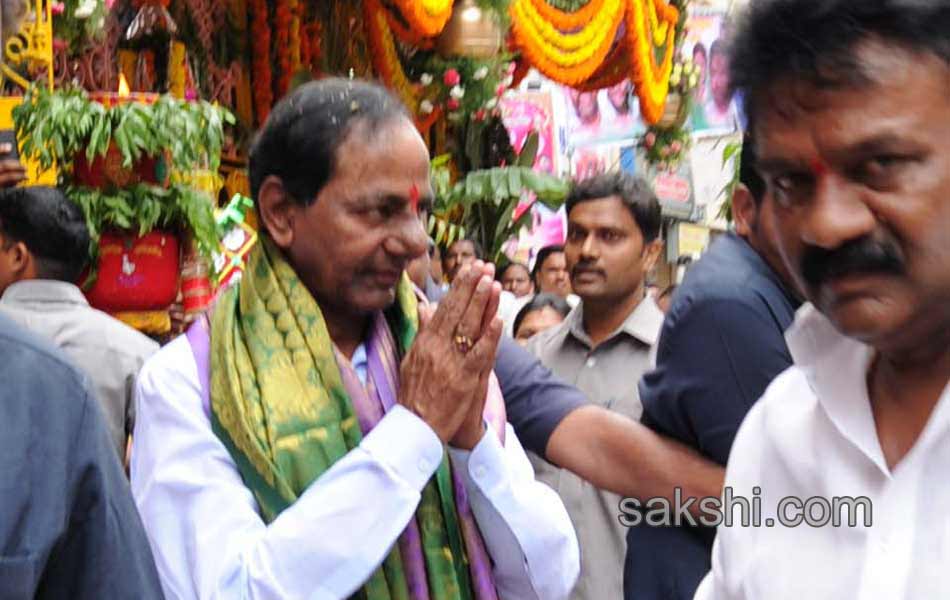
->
[0,186,158,461]
[527,172,665,600]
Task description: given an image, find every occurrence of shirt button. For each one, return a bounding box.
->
[586,357,596,368]
[473,464,488,480]
[417,457,432,474]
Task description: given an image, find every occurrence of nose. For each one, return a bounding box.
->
[580,233,598,260]
[800,172,877,250]
[385,217,429,261]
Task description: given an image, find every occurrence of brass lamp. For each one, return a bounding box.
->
[436,0,502,58]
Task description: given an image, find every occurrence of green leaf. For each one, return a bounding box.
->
[516,131,540,168]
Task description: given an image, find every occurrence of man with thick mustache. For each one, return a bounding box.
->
[697,0,950,598]
[526,172,665,600]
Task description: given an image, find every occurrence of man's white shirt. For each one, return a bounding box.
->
[131,335,579,600]
[696,304,950,600]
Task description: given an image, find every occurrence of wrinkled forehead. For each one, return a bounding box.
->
[749,41,950,163]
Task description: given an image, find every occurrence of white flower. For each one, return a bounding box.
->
[485,98,498,109]
[473,66,489,80]
[420,73,433,86]
[74,0,97,18]
[670,74,681,87]
[688,74,698,88]
[503,75,514,87]
[420,99,434,114]
[450,85,465,99]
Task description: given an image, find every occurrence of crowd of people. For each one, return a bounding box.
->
[0,0,947,598]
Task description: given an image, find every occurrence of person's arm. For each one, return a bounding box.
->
[449,424,579,600]
[44,382,164,599]
[494,336,723,506]
[132,339,451,599]
[545,406,724,506]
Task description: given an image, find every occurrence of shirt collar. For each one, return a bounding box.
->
[786,304,890,474]
[0,280,89,308]
[729,233,802,308]
[566,295,664,349]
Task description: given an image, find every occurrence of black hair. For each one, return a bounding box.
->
[497,261,530,283]
[448,237,484,260]
[739,135,766,205]
[565,172,662,243]
[513,292,572,339]
[532,244,565,287]
[729,0,950,126]
[709,39,727,62]
[0,186,90,282]
[249,77,410,204]
[693,42,707,62]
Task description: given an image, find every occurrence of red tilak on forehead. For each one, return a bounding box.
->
[810,157,829,178]
[409,183,420,212]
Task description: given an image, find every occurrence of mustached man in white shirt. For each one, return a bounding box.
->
[696,1,950,599]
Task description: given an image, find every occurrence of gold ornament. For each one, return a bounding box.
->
[436,0,502,58]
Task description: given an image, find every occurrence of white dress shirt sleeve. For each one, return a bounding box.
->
[131,337,578,600]
[449,426,580,600]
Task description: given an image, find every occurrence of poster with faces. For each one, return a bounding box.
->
[560,81,648,150]
[684,6,743,135]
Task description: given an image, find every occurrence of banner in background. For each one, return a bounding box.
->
[684,7,742,134]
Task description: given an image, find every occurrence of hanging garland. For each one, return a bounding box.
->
[509,0,679,124]
[364,0,441,133]
[390,0,454,38]
[527,0,607,29]
[546,0,591,9]
[274,0,293,96]
[250,0,272,125]
[626,0,679,123]
[510,0,624,85]
[384,6,437,49]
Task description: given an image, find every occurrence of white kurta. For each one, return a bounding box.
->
[131,336,579,600]
[695,304,950,600]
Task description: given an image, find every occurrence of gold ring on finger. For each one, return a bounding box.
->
[453,333,474,354]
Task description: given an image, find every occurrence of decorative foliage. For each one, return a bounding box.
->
[53,0,108,54]
[67,182,220,261]
[12,84,234,266]
[716,139,742,223]
[412,55,516,123]
[428,137,569,262]
[639,126,691,173]
[13,84,234,173]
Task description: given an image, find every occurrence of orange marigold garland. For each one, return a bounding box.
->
[250,0,272,125]
[510,0,680,124]
[384,4,436,49]
[627,0,679,124]
[528,0,607,30]
[390,0,453,38]
[509,0,625,85]
[364,0,440,134]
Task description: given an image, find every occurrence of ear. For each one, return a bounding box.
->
[256,176,297,249]
[732,183,758,238]
[641,238,664,274]
[1,240,32,283]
